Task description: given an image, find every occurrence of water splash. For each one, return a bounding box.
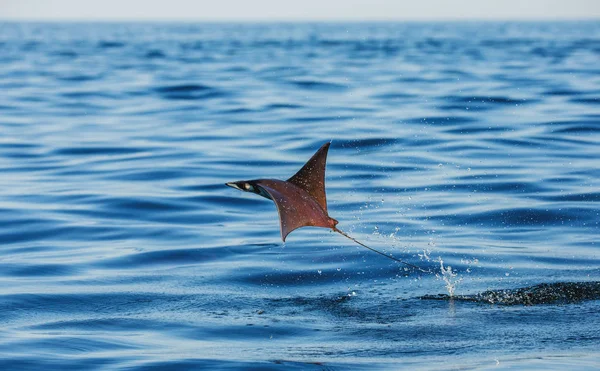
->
[437,258,461,297]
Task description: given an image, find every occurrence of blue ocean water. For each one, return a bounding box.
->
[0,21,599,370]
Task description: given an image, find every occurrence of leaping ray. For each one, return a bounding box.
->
[226,142,428,273]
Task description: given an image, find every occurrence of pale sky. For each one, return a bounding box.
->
[1,0,599,21]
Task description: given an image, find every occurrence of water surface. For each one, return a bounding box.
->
[0,21,599,370]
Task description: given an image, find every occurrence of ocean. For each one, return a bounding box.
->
[0,21,599,370]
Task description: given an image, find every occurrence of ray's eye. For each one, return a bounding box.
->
[244,183,254,192]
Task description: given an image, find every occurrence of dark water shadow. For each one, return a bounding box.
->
[421,281,600,305]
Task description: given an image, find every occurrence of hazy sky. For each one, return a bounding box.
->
[1,0,599,21]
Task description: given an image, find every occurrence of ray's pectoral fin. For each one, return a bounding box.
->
[287,141,331,213]
[257,182,338,242]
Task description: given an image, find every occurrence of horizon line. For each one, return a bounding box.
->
[1,17,599,23]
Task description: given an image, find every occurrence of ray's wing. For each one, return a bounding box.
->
[256,180,335,242]
[287,142,331,213]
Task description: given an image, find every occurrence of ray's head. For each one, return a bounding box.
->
[226,180,273,200]
[226,180,259,194]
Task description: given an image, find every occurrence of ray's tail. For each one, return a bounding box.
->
[333,227,431,273]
